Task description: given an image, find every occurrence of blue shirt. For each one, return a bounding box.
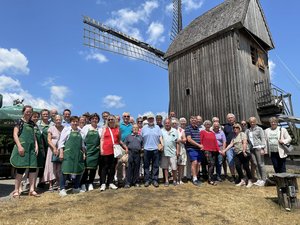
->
[224,123,234,145]
[162,128,178,157]
[185,125,201,149]
[120,122,133,142]
[142,124,162,151]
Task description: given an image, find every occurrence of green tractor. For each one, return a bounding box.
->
[0,94,24,177]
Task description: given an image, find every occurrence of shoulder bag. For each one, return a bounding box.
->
[279,128,293,153]
[108,127,124,158]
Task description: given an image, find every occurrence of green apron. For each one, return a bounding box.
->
[85,129,100,169]
[10,122,37,168]
[62,130,84,175]
[39,122,49,155]
[42,124,49,151]
[35,126,45,168]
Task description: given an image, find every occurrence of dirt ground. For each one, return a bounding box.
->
[0,178,299,225]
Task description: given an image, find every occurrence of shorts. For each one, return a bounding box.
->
[160,156,177,170]
[187,148,202,162]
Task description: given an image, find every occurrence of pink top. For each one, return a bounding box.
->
[200,130,220,152]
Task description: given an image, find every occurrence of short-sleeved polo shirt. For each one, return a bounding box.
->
[185,125,200,149]
[162,128,178,157]
[120,122,133,142]
[142,124,162,151]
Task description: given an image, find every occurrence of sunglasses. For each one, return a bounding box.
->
[108,119,114,122]
[123,116,130,118]
[233,127,240,129]
[138,121,143,123]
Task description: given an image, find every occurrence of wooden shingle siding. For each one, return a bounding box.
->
[169,31,248,124]
[243,0,274,49]
[167,0,274,124]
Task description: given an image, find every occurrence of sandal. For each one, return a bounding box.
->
[28,191,41,197]
[208,181,217,186]
[12,191,20,198]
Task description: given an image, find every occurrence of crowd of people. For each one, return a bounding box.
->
[10,105,292,198]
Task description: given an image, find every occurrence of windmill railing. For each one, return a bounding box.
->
[256,83,290,112]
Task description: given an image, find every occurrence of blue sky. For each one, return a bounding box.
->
[0,0,299,121]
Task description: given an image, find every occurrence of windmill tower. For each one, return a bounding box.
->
[83,0,298,143]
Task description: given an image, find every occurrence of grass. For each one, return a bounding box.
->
[0,178,299,225]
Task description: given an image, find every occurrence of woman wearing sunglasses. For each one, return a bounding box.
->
[222,123,253,187]
[99,115,125,191]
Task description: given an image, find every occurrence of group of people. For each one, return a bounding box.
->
[9,105,292,198]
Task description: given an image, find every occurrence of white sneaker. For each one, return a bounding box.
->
[257,180,265,187]
[59,189,67,197]
[80,184,86,193]
[179,180,184,185]
[88,184,94,191]
[246,180,253,188]
[109,183,118,190]
[99,184,106,191]
[254,180,262,186]
[73,188,80,193]
[236,179,246,187]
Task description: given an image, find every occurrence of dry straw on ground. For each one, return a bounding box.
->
[0,179,299,225]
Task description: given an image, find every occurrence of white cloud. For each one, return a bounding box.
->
[182,0,204,12]
[0,75,71,111]
[146,22,165,45]
[138,111,168,120]
[269,60,276,80]
[0,48,30,75]
[50,86,70,101]
[85,52,108,63]
[165,3,173,14]
[103,95,125,109]
[41,77,56,86]
[0,75,21,92]
[106,0,159,40]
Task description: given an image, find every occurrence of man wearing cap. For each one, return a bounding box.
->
[141,113,163,187]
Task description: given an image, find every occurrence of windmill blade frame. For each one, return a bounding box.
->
[83,16,168,70]
[171,0,182,41]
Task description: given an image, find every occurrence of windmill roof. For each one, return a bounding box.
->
[165,0,274,59]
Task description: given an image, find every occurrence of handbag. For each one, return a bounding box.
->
[108,127,125,158]
[279,128,294,153]
[51,150,61,163]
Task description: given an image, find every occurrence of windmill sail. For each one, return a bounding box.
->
[83,16,168,69]
[171,0,182,41]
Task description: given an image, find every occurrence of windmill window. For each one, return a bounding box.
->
[250,46,265,72]
[186,88,191,96]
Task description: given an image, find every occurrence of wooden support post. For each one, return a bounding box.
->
[273,173,300,211]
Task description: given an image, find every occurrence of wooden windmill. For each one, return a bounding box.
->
[83,0,299,143]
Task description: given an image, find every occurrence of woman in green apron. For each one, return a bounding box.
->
[36,109,50,187]
[10,105,39,198]
[80,113,101,192]
[57,116,86,197]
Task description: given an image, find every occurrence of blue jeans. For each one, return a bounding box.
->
[270,152,286,173]
[144,150,159,183]
[226,147,235,168]
[60,172,82,190]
